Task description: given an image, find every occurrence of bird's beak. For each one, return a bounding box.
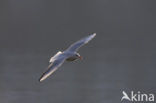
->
[79,56,83,60]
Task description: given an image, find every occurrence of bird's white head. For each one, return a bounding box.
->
[75,53,83,60]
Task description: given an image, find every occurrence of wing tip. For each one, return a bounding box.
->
[90,33,96,38]
[38,73,47,82]
[39,80,42,82]
[38,76,44,82]
[93,33,96,36]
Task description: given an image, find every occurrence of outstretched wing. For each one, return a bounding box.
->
[66,33,96,52]
[39,57,66,82]
[49,51,62,63]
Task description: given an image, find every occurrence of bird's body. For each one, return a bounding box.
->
[39,33,96,82]
[66,56,78,61]
[51,51,79,62]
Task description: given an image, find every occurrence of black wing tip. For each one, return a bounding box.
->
[38,74,44,82]
[38,79,42,82]
[38,77,42,82]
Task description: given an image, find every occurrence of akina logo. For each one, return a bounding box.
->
[121,91,155,102]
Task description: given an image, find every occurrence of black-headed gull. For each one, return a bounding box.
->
[39,33,96,82]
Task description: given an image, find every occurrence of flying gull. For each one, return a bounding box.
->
[39,33,96,82]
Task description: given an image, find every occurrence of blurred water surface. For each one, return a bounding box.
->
[0,0,156,103]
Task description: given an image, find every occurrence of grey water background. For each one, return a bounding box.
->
[0,0,156,103]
